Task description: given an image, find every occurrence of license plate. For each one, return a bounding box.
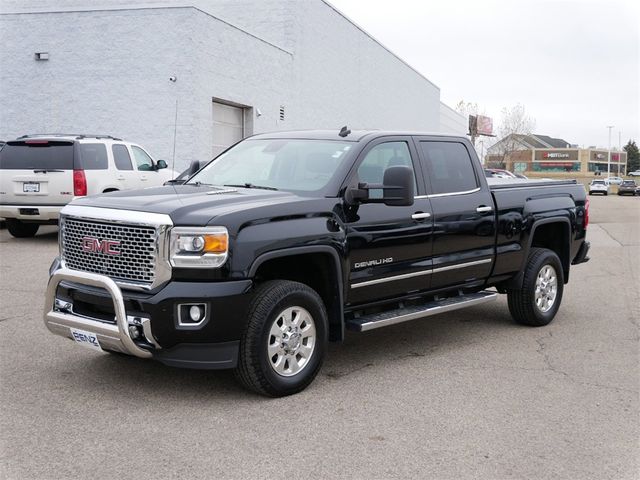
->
[70,328,102,351]
[23,182,40,193]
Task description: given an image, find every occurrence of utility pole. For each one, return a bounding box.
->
[606,125,614,179]
[618,130,622,175]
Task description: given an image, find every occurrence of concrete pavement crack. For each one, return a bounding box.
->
[535,332,637,395]
[597,224,624,247]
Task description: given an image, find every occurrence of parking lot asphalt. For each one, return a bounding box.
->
[1,195,638,480]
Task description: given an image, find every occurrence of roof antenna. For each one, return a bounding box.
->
[339,125,351,138]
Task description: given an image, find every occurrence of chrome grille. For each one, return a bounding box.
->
[61,217,157,285]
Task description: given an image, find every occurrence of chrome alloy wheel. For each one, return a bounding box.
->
[535,265,558,313]
[267,306,317,377]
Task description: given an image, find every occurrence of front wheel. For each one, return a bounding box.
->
[236,280,328,397]
[507,248,564,327]
[6,219,39,238]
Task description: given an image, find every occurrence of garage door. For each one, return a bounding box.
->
[212,101,244,157]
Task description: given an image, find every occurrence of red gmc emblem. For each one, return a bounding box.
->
[81,237,121,255]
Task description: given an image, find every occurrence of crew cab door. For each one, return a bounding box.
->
[345,137,434,305]
[414,137,496,290]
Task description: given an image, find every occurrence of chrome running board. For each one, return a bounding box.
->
[346,291,497,332]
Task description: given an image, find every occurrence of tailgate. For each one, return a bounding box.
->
[0,140,74,206]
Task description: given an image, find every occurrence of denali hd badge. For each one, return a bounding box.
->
[81,237,121,255]
[354,257,393,269]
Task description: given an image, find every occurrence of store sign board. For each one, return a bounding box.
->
[534,150,578,161]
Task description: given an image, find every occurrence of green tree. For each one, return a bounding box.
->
[623,140,639,172]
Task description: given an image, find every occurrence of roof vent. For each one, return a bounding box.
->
[279,106,285,121]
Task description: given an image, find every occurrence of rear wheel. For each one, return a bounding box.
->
[6,219,39,238]
[236,280,328,397]
[507,248,564,327]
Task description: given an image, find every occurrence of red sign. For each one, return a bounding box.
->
[540,162,575,168]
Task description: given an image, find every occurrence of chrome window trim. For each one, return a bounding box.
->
[350,258,492,289]
[59,205,173,292]
[414,187,481,199]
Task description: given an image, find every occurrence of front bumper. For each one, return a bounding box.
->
[0,204,63,222]
[44,268,152,358]
[44,266,253,369]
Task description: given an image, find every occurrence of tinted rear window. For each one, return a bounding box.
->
[420,141,478,194]
[0,141,74,170]
[77,143,108,170]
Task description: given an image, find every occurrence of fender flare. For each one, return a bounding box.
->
[248,245,345,341]
[508,217,572,289]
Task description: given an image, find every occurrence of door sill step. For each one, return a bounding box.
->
[346,291,497,332]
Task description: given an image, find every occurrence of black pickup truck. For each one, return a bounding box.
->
[44,130,590,396]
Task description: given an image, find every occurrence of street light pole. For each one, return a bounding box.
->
[607,126,613,176]
[618,130,622,175]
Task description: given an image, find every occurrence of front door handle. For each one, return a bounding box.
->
[476,206,493,213]
[411,212,432,220]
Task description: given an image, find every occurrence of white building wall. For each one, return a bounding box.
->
[439,102,467,135]
[0,6,292,167]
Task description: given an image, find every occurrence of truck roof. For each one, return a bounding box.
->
[249,130,466,142]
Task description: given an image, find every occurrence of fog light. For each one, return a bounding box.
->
[178,303,207,327]
[128,325,141,339]
[189,305,203,322]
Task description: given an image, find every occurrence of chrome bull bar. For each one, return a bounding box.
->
[43,268,152,358]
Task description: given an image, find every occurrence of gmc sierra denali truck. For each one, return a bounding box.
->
[44,130,590,396]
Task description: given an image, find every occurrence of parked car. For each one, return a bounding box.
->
[627,170,640,177]
[605,176,623,185]
[617,180,638,196]
[0,134,177,237]
[589,179,610,195]
[44,129,590,397]
[484,168,519,179]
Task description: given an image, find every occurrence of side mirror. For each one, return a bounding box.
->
[382,166,415,206]
[187,160,201,176]
[345,166,414,207]
[156,159,168,169]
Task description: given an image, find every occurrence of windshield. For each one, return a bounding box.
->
[189,139,353,193]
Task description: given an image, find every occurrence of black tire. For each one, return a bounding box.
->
[604,192,608,196]
[236,280,328,397]
[507,248,564,327]
[6,219,39,238]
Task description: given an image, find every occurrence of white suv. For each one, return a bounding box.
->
[0,134,176,237]
[589,179,610,196]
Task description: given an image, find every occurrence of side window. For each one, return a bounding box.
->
[420,141,478,194]
[77,143,108,170]
[112,144,133,171]
[131,146,154,171]
[356,141,417,198]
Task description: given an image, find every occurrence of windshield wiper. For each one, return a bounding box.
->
[33,169,64,173]
[223,183,279,191]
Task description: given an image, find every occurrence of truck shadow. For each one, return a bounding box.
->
[65,301,517,400]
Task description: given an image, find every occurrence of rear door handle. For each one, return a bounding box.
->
[476,206,493,213]
[411,212,432,220]
[116,175,125,180]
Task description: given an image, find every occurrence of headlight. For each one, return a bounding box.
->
[169,227,229,268]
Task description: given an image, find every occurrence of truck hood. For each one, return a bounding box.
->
[69,185,309,226]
